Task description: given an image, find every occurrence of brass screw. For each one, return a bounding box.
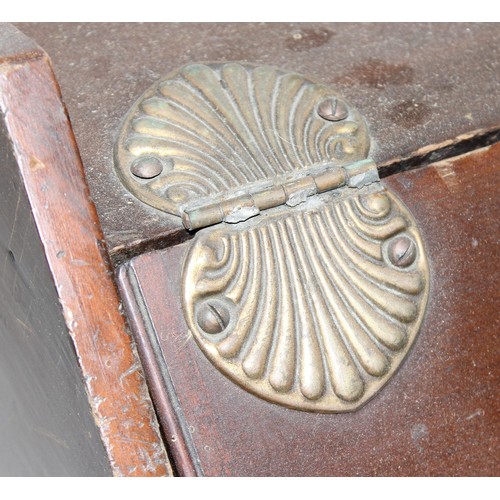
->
[197,301,230,334]
[130,157,163,179]
[318,98,348,121]
[388,236,417,267]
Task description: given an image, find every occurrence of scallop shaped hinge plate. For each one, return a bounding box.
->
[116,62,429,412]
[183,185,429,412]
[114,62,370,218]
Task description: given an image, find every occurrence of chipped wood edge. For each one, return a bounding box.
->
[378,125,500,177]
[0,27,172,476]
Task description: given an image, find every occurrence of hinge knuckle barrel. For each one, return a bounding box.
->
[314,168,346,193]
[251,185,287,211]
[344,159,379,187]
[183,204,223,231]
[221,195,259,224]
[182,159,380,230]
[283,177,317,207]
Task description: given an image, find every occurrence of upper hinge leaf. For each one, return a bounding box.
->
[114,63,372,221]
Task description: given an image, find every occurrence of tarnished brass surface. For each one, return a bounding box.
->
[114,63,370,218]
[182,185,429,412]
[116,62,430,412]
[182,159,375,230]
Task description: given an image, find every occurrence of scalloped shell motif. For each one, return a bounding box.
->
[115,63,370,216]
[182,186,429,412]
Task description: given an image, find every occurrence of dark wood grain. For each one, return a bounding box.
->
[0,24,172,476]
[0,93,111,477]
[14,23,500,264]
[119,142,500,476]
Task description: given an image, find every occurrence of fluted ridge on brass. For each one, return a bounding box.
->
[115,63,370,216]
[182,187,429,412]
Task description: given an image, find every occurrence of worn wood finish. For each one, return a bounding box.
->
[0,97,111,477]
[15,23,500,264]
[0,24,171,476]
[118,143,500,476]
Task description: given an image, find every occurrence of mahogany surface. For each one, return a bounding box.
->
[0,84,111,478]
[0,24,171,476]
[3,22,499,477]
[15,23,500,264]
[118,143,500,476]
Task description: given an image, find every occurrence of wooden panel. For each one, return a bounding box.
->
[0,99,111,477]
[118,143,500,476]
[14,23,500,263]
[0,24,171,476]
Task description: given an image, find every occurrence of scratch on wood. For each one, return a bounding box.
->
[70,259,91,267]
[92,395,107,413]
[2,187,21,274]
[115,435,156,447]
[14,315,33,332]
[33,427,70,450]
[29,155,46,171]
[137,443,166,474]
[119,362,141,386]
[465,408,485,420]
[434,160,460,192]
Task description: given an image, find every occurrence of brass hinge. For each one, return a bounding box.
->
[114,62,430,413]
[182,159,379,230]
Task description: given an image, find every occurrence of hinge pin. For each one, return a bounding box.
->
[182,159,378,231]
